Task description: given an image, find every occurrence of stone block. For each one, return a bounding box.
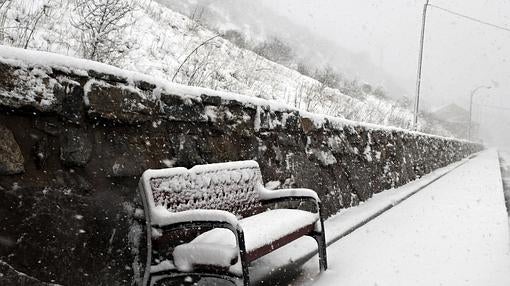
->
[0,125,24,175]
[86,81,157,124]
[60,128,92,167]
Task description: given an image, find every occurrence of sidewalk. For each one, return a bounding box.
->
[294,149,510,286]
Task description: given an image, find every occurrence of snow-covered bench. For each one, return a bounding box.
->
[138,160,327,286]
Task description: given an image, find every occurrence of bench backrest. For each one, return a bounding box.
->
[139,160,264,219]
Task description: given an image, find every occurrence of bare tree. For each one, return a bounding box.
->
[22,3,50,49]
[72,0,135,64]
[0,0,12,43]
[314,66,342,89]
[222,29,247,49]
[0,0,8,10]
[182,47,216,86]
[297,62,313,77]
[292,81,328,112]
[372,86,387,99]
[254,37,295,67]
[188,5,206,32]
[304,83,329,111]
[0,0,51,48]
[340,78,365,99]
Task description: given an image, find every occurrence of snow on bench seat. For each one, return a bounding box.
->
[173,209,319,274]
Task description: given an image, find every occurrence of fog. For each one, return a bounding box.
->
[158,0,510,148]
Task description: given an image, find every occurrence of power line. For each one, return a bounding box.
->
[429,4,510,33]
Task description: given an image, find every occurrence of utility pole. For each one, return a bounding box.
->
[413,0,431,130]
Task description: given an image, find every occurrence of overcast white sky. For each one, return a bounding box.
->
[257,0,510,147]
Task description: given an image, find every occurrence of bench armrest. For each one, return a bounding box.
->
[150,207,250,275]
[259,186,320,204]
[259,186,325,232]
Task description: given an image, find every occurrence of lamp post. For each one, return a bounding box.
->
[413,0,431,130]
[468,85,492,141]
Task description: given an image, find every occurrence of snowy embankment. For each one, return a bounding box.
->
[251,150,510,286]
[0,0,442,133]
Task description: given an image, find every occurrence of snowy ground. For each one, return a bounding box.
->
[275,149,510,286]
[217,149,507,286]
[166,150,510,286]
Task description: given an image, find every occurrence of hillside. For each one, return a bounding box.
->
[155,0,409,99]
[0,0,450,136]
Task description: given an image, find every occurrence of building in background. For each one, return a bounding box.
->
[431,104,477,140]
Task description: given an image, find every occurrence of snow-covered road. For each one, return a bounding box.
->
[296,149,510,286]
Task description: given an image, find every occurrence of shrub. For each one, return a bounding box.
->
[71,0,135,64]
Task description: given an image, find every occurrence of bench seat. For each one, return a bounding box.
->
[173,209,319,274]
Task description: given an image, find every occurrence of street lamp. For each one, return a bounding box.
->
[413,0,431,130]
[468,85,492,141]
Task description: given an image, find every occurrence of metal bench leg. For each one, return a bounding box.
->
[315,204,328,271]
[317,230,328,271]
[237,229,250,286]
[240,248,250,285]
[311,230,328,272]
[312,232,328,272]
[241,260,250,286]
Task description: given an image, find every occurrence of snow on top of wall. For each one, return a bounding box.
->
[0,45,285,107]
[0,44,470,143]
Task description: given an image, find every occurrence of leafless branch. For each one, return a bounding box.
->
[172,34,221,82]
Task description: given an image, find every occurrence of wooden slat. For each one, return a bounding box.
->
[245,223,316,262]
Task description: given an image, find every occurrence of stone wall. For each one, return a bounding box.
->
[0,58,482,285]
